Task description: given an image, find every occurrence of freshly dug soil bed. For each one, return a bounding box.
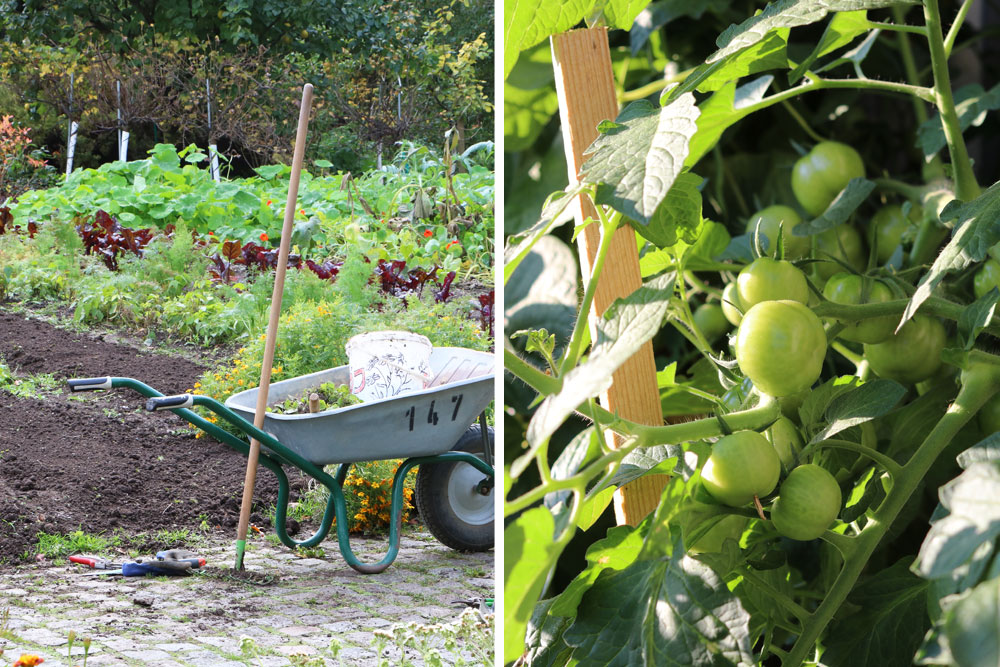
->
[0,308,311,564]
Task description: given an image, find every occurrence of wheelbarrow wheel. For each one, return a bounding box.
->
[415,424,494,552]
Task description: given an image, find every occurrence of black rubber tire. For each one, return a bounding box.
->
[415,424,494,552]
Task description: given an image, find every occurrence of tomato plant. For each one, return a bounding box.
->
[505,2,1000,666]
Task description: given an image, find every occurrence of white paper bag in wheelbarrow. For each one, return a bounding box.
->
[345,331,433,402]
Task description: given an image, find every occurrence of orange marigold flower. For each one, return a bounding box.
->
[260,232,269,242]
[445,240,460,249]
[423,229,433,238]
[14,655,45,667]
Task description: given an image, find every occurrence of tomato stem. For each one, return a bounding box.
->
[803,438,904,480]
[559,204,618,375]
[818,529,858,559]
[923,0,981,201]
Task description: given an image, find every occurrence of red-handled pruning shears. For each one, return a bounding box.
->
[69,555,123,570]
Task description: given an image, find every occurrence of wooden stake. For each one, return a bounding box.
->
[234,83,314,569]
[551,28,666,526]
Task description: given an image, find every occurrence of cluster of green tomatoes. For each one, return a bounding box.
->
[687,140,984,545]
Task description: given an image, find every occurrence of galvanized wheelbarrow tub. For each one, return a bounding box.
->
[67,347,494,574]
[224,347,494,464]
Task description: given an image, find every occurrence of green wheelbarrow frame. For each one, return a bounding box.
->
[68,376,494,574]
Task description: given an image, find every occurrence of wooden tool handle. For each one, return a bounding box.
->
[235,83,314,566]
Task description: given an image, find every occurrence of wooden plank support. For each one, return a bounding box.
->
[551,28,667,526]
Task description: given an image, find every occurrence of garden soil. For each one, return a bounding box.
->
[0,307,309,564]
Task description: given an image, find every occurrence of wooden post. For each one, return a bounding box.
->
[551,28,667,526]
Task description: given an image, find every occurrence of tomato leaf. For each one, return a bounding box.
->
[626,172,703,247]
[545,428,602,534]
[547,524,649,622]
[940,578,1000,667]
[901,181,1000,330]
[913,463,1000,582]
[957,287,999,350]
[842,466,887,523]
[956,432,1000,470]
[583,95,700,225]
[504,182,588,284]
[918,83,1000,158]
[521,598,576,667]
[630,0,732,54]
[810,378,906,443]
[710,0,910,65]
[797,375,861,435]
[791,177,876,237]
[504,507,563,664]
[523,271,678,460]
[561,538,754,666]
[601,0,650,32]
[788,10,871,83]
[822,559,930,667]
[502,0,592,79]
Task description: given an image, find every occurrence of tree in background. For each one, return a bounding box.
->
[0,0,493,174]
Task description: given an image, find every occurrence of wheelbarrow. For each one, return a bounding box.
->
[67,347,495,574]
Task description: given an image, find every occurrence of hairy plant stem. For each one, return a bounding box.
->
[944,0,976,56]
[781,363,1000,667]
[812,296,1000,338]
[924,0,981,201]
[559,206,617,375]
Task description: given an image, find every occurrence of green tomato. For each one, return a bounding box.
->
[688,514,748,554]
[771,464,842,541]
[721,282,743,326]
[766,416,803,470]
[978,393,1000,435]
[822,272,896,344]
[974,258,1000,299]
[745,205,809,259]
[737,257,810,310]
[868,203,918,264]
[735,300,828,397]
[701,431,781,507]
[863,314,946,385]
[693,303,730,341]
[814,224,867,280]
[791,141,865,216]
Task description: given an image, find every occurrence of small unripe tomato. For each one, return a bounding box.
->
[814,224,867,280]
[766,416,803,470]
[721,282,743,326]
[745,205,809,259]
[791,141,865,216]
[736,300,827,397]
[974,258,1000,299]
[822,272,896,344]
[868,203,918,264]
[693,303,730,341]
[863,314,946,385]
[771,464,842,541]
[701,431,781,507]
[737,257,810,310]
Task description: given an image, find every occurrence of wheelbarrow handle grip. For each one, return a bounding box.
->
[67,377,113,392]
[146,394,194,411]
